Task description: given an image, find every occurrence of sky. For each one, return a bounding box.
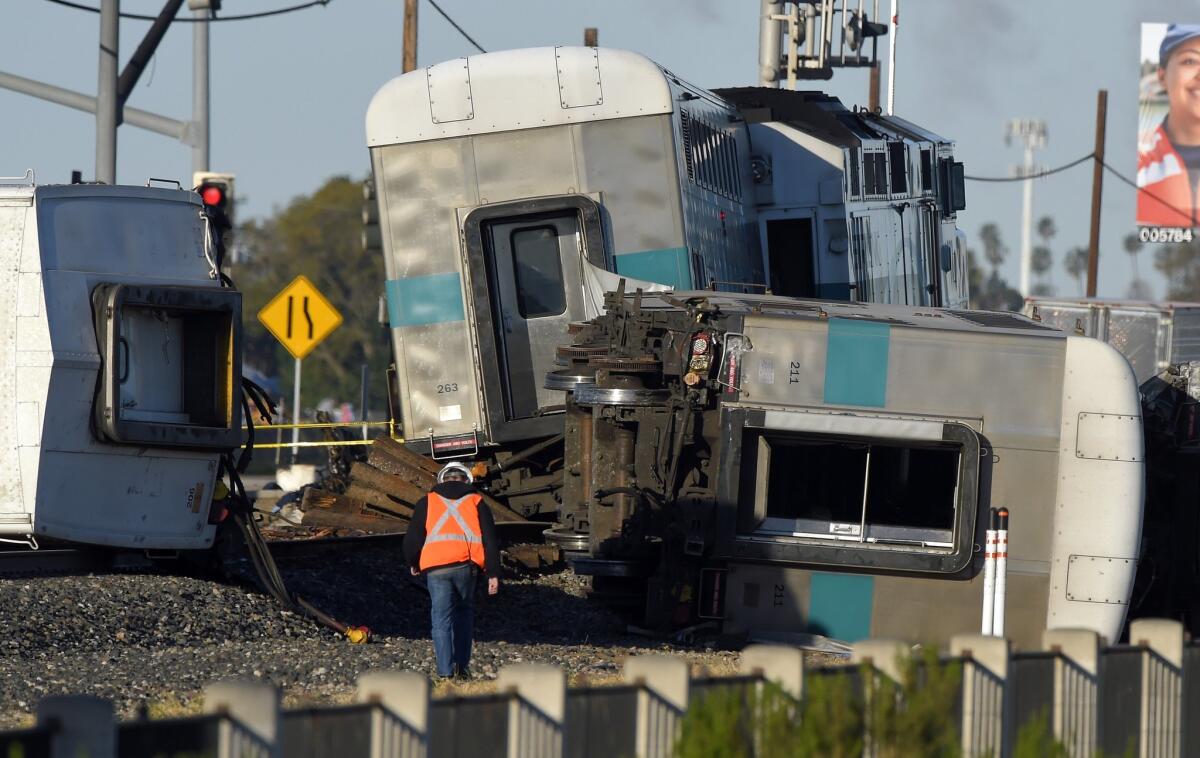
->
[2,0,1199,301]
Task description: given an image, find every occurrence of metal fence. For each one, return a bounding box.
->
[4,620,1199,758]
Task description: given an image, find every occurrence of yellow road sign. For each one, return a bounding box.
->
[258,275,343,360]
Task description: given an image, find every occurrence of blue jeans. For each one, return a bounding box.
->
[425,563,477,677]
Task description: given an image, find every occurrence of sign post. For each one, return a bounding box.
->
[258,275,343,459]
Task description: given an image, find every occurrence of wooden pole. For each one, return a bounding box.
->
[584,27,598,47]
[402,0,418,73]
[868,62,880,112]
[1086,89,1107,297]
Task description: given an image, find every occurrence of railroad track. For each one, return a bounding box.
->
[0,520,551,577]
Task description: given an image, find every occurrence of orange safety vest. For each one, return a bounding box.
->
[418,491,487,572]
[1137,123,1198,227]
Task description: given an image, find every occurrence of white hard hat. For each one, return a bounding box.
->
[437,461,475,484]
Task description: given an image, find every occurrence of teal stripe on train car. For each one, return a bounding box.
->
[823,318,890,407]
[807,572,875,642]
[614,247,692,290]
[386,273,466,326]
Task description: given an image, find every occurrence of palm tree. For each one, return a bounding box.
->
[1127,278,1153,300]
[1031,245,1053,293]
[1064,247,1089,295]
[1123,232,1144,281]
[1035,216,1056,290]
[979,223,1006,277]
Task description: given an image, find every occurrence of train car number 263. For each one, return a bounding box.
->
[437,383,459,394]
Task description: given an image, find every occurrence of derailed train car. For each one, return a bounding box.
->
[0,180,241,550]
[553,290,1144,648]
[364,46,969,515]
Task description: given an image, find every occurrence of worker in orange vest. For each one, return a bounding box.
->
[404,461,500,679]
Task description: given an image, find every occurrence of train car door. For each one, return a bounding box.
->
[482,213,585,420]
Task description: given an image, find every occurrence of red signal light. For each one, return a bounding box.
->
[200,185,225,207]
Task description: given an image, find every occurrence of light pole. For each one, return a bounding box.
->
[1006,119,1047,298]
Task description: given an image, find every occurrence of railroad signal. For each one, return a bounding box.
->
[193,171,236,227]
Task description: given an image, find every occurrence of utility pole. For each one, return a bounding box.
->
[584,27,598,47]
[868,62,880,112]
[192,5,210,174]
[886,0,897,114]
[1006,119,1047,298]
[1086,90,1108,298]
[403,0,418,73]
[96,0,119,183]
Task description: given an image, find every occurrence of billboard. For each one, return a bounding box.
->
[1138,23,1200,236]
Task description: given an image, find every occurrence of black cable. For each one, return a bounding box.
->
[963,152,1095,183]
[41,0,331,22]
[1099,158,1198,228]
[425,0,486,54]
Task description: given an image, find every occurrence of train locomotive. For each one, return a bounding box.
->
[365,46,970,519]
[551,287,1145,649]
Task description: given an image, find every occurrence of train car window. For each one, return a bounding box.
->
[847,149,861,199]
[888,142,908,195]
[509,226,567,318]
[748,430,962,548]
[920,148,933,194]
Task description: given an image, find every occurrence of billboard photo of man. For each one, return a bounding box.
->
[1138,23,1200,228]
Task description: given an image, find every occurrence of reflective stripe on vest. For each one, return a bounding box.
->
[426,495,483,545]
[419,492,486,571]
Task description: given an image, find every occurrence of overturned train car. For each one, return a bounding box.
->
[553,291,1144,648]
[364,46,969,516]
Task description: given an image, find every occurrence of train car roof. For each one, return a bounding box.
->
[712,87,952,148]
[622,290,1064,339]
[366,47,693,147]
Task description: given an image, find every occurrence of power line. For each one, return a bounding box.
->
[963,153,1095,183]
[40,0,331,22]
[425,0,486,54]
[1099,158,1197,228]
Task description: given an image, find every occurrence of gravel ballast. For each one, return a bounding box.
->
[0,543,742,727]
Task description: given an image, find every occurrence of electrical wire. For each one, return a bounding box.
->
[425,0,486,54]
[40,0,331,22]
[1100,158,1198,228]
[963,152,1095,183]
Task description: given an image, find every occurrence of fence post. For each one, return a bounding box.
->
[357,670,429,757]
[950,634,1010,758]
[625,654,689,758]
[498,663,565,757]
[741,644,805,699]
[36,695,115,758]
[1129,618,1184,757]
[852,639,910,683]
[1042,627,1099,757]
[204,679,281,757]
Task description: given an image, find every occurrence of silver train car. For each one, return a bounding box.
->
[554,291,1144,648]
[364,47,969,513]
[0,180,241,550]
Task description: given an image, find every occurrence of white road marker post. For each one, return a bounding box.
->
[981,507,997,636]
[993,507,1009,637]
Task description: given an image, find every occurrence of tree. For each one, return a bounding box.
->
[1123,232,1144,280]
[967,247,1022,311]
[234,176,389,419]
[1034,216,1056,291]
[1154,238,1200,300]
[1127,278,1154,300]
[1063,247,1089,295]
[979,223,1007,276]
